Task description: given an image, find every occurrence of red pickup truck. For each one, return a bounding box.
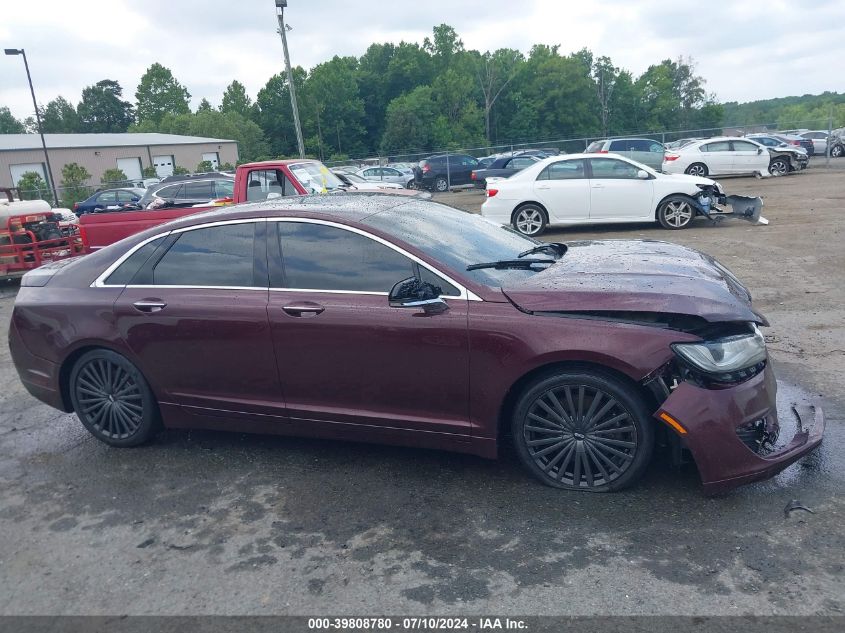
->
[81,159,414,251]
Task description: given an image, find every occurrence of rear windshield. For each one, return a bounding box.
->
[586,141,605,152]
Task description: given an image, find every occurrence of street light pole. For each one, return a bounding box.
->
[5,48,59,205]
[274,1,305,159]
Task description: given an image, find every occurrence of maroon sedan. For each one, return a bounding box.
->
[9,195,824,494]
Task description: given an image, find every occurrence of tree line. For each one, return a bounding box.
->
[1,24,842,165]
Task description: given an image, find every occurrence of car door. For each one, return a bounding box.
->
[382,167,404,184]
[699,141,734,175]
[112,220,284,421]
[265,218,472,437]
[587,157,653,220]
[731,140,768,174]
[532,159,590,223]
[95,191,117,210]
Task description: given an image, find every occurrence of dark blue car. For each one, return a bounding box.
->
[74,188,145,215]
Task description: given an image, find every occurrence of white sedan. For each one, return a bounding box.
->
[662,137,771,178]
[480,153,724,236]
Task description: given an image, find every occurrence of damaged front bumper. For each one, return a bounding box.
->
[654,365,824,495]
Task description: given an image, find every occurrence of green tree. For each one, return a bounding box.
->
[475,48,524,143]
[0,106,26,133]
[135,63,191,124]
[78,80,135,132]
[219,162,235,171]
[142,165,158,178]
[196,160,214,172]
[381,86,437,152]
[173,166,190,175]
[60,162,92,208]
[197,98,214,113]
[256,68,308,157]
[221,80,252,117]
[16,171,51,202]
[41,97,81,133]
[101,168,127,185]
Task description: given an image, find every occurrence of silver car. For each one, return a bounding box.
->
[355,166,414,188]
[586,138,666,170]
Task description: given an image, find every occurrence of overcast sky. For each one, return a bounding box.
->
[2,0,842,121]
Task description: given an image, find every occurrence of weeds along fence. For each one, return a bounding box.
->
[324,117,845,169]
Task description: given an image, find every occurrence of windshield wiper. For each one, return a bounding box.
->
[466,258,555,271]
[517,242,568,259]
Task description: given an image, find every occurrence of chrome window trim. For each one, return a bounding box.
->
[268,217,482,301]
[91,216,483,301]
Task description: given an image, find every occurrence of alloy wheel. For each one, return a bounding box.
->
[515,208,544,235]
[75,358,144,440]
[522,384,638,489]
[832,145,844,158]
[769,160,788,176]
[434,177,448,192]
[662,200,693,228]
[687,164,707,177]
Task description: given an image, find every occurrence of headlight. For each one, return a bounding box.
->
[671,325,767,382]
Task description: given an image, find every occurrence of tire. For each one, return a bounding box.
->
[831,144,844,158]
[685,163,708,177]
[511,369,654,492]
[69,349,160,447]
[512,204,547,237]
[434,176,449,192]
[769,158,789,177]
[657,195,695,230]
[406,179,415,189]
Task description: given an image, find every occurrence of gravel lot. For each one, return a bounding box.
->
[0,161,843,616]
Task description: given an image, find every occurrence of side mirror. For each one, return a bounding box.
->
[636,169,650,180]
[758,148,764,154]
[389,277,448,314]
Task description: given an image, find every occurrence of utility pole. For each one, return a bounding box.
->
[827,104,833,168]
[5,48,59,205]
[274,1,305,158]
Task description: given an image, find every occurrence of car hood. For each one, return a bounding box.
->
[501,240,763,324]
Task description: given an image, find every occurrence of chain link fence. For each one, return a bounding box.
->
[324,117,845,170]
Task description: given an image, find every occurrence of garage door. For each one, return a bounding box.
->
[10,162,48,186]
[117,157,143,182]
[202,152,219,169]
[152,155,174,177]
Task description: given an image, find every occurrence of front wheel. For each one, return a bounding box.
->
[657,196,695,229]
[69,349,160,447]
[511,370,654,492]
[831,144,844,158]
[769,158,789,176]
[512,204,547,236]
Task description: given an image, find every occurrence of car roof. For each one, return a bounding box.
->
[158,193,421,230]
[238,159,323,169]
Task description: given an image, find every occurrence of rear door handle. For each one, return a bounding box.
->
[536,184,551,190]
[282,302,325,317]
[133,300,167,313]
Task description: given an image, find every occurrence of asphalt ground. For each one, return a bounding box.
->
[0,159,842,616]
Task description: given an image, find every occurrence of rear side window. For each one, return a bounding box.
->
[152,223,257,287]
[181,180,215,200]
[702,141,731,152]
[537,160,586,180]
[608,140,628,151]
[104,237,167,286]
[275,222,414,292]
[155,184,181,199]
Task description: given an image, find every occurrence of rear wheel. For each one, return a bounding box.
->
[769,158,789,176]
[685,163,708,177]
[69,349,160,447]
[831,144,844,158]
[511,369,654,492]
[512,204,547,237]
[657,196,695,229]
[434,176,449,192]
[406,179,415,189]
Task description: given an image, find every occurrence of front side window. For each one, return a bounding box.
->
[588,158,640,179]
[153,223,257,287]
[98,191,117,204]
[649,142,664,153]
[181,180,215,200]
[732,141,761,152]
[155,184,181,199]
[275,222,414,292]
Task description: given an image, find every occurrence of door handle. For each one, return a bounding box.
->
[282,302,325,317]
[133,300,167,313]
[536,184,551,190]
[592,183,604,188]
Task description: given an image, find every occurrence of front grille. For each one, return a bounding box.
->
[736,418,779,455]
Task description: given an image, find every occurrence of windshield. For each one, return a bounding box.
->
[345,173,366,183]
[289,162,345,193]
[362,201,551,287]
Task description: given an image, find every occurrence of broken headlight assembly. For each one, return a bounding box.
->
[671,324,767,385]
